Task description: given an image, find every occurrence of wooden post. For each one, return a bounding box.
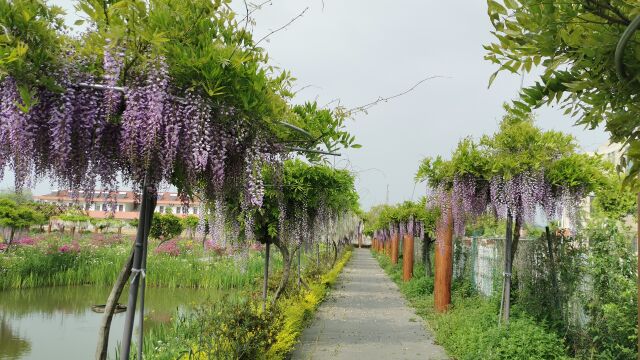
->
[434,200,453,313]
[403,233,414,281]
[391,232,399,264]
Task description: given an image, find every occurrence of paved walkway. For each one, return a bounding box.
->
[291,248,448,360]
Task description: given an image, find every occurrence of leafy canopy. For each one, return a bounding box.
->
[484,0,640,182]
[365,199,438,236]
[0,198,43,233]
[254,159,358,241]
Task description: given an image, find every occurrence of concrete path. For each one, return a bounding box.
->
[291,248,449,360]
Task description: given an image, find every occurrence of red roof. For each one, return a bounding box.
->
[34,190,202,206]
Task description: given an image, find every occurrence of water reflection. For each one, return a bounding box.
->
[0,286,212,360]
[0,317,30,360]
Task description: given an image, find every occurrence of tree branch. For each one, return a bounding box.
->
[253,7,309,49]
[344,76,446,116]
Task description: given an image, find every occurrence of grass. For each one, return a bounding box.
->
[1,232,352,359]
[140,247,354,360]
[0,233,280,291]
[372,250,570,360]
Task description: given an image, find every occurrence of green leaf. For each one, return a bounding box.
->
[504,0,518,9]
[488,70,499,88]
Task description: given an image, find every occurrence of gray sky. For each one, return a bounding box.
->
[2,1,609,209]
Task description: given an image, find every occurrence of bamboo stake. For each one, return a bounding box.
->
[137,191,155,360]
[121,183,156,358]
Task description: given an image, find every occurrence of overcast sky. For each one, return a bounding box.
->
[2,1,609,209]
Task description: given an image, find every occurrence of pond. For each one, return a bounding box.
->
[0,285,215,360]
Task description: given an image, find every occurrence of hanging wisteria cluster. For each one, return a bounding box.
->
[0,53,284,209]
[420,120,597,235]
[427,170,589,236]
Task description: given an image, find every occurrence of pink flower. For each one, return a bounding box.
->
[0,243,7,251]
[15,237,36,246]
[204,241,225,255]
[58,244,72,253]
[58,241,80,253]
[155,240,180,256]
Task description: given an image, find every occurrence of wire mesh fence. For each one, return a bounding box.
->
[453,235,589,329]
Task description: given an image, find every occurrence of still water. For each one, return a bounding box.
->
[0,286,210,360]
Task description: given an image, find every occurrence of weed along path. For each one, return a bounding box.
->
[291,248,448,360]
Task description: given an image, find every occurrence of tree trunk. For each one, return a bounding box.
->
[434,202,453,313]
[331,239,338,268]
[263,241,271,311]
[273,239,291,303]
[500,210,514,326]
[96,244,135,360]
[545,226,560,311]
[511,215,522,261]
[316,242,320,268]
[3,228,16,253]
[423,235,433,278]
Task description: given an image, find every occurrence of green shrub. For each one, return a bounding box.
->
[145,298,279,360]
[142,249,353,360]
[583,219,637,359]
[150,213,184,241]
[372,250,569,360]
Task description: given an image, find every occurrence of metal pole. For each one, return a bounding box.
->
[500,210,513,326]
[262,242,270,311]
[298,245,302,288]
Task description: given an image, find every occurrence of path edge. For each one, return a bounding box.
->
[266,247,354,359]
[371,250,451,358]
